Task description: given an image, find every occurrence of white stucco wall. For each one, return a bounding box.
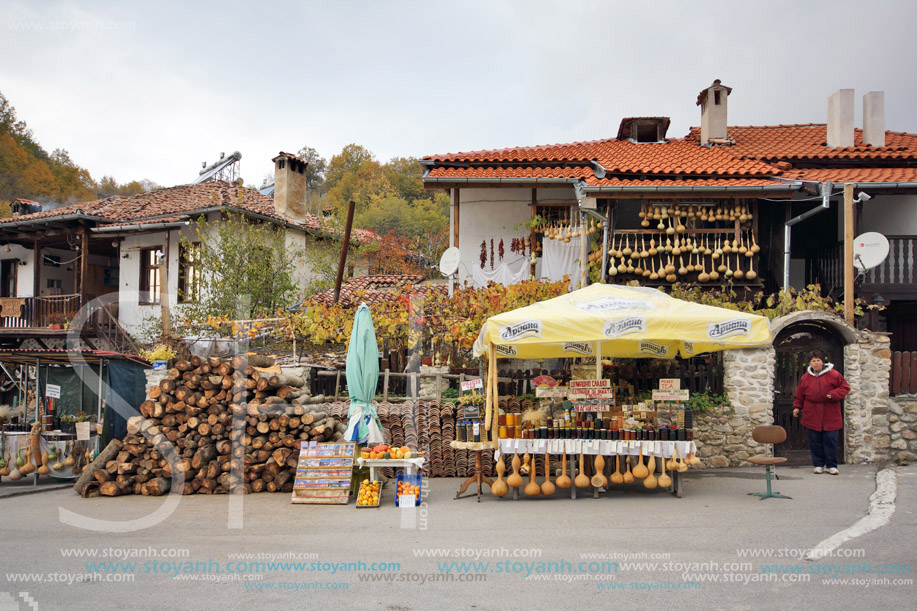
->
[859,195,917,236]
[454,186,577,285]
[2,243,34,296]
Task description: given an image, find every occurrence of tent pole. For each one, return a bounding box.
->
[34,358,40,425]
[595,342,602,379]
[490,344,498,447]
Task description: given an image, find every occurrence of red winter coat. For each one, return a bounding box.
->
[792,363,850,431]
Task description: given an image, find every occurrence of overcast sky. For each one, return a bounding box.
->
[2,0,916,189]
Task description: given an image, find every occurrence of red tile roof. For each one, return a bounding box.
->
[426,166,592,180]
[0,181,379,243]
[686,124,917,162]
[307,275,446,307]
[426,139,776,177]
[782,167,917,184]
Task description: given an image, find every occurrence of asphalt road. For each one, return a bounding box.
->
[0,464,913,610]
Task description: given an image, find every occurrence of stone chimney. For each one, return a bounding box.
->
[862,91,885,147]
[827,89,854,148]
[697,79,732,145]
[272,152,309,220]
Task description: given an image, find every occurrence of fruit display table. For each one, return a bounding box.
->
[355,457,425,483]
[450,441,495,502]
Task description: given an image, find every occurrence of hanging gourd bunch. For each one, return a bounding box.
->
[607,200,759,285]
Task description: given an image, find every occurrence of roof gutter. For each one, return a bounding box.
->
[581,184,798,193]
[92,221,191,234]
[0,212,113,229]
[784,181,833,291]
[422,177,579,185]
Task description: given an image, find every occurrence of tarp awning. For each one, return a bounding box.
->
[473,284,772,360]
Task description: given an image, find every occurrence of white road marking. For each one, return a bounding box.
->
[804,467,897,561]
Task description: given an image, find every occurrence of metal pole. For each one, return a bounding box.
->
[333,201,356,304]
[97,359,104,423]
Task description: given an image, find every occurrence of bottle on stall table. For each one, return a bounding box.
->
[473,421,481,443]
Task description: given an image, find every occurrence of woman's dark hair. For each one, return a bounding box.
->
[807,350,827,362]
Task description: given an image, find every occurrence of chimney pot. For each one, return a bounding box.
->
[697,79,731,145]
[827,89,855,148]
[862,91,885,147]
[272,152,310,221]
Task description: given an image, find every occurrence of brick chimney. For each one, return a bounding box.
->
[272,152,309,220]
[862,91,885,147]
[697,79,732,145]
[827,89,854,148]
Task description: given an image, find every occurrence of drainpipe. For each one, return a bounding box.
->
[783,181,832,290]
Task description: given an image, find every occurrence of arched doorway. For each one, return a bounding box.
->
[773,321,847,465]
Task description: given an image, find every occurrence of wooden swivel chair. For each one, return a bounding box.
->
[748,425,791,500]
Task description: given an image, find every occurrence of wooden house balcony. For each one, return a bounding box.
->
[808,236,917,301]
[0,294,82,331]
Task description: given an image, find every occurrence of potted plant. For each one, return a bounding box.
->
[47,312,67,330]
[60,411,92,434]
[139,344,178,370]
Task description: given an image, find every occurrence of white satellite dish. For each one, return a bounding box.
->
[852,232,889,271]
[439,247,460,276]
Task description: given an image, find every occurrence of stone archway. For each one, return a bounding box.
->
[770,311,891,464]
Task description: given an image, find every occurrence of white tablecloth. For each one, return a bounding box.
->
[497,438,695,460]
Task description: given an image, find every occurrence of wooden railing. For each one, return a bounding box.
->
[890,351,917,396]
[862,237,916,287]
[0,294,81,329]
[809,236,915,296]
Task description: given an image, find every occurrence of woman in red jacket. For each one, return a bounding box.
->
[792,351,850,475]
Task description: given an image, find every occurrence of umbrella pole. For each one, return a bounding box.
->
[490,344,500,448]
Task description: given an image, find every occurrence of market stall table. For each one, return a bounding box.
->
[0,431,101,484]
[450,441,495,501]
[498,438,696,498]
[355,457,425,483]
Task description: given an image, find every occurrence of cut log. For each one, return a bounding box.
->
[246,355,275,368]
[100,481,123,497]
[144,477,171,496]
[72,439,123,495]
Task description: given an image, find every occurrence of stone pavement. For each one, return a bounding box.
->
[0,463,913,610]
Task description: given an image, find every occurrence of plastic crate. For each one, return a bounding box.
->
[395,473,422,507]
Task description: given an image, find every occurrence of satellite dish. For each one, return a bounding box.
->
[439,247,460,276]
[853,232,889,271]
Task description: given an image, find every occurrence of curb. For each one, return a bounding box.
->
[804,464,898,561]
[0,483,72,499]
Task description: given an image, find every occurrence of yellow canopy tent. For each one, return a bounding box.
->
[473,284,773,441]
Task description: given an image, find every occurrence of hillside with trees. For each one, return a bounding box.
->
[0,90,157,215]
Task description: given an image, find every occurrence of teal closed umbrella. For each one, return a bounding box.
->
[344,303,384,444]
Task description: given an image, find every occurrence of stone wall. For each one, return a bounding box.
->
[419,365,450,399]
[889,396,917,462]
[693,346,776,467]
[842,333,892,463]
[691,312,893,468]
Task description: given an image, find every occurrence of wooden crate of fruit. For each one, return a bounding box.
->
[356,479,382,508]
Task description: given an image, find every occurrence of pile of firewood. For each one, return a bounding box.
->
[74,355,346,498]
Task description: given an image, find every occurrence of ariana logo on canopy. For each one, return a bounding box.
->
[603,316,646,338]
[495,344,518,357]
[639,341,669,356]
[574,296,655,313]
[707,319,752,339]
[499,320,543,342]
[563,342,593,355]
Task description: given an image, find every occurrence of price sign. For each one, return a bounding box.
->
[461,379,483,391]
[46,384,61,399]
[568,379,614,400]
[461,404,481,420]
[659,379,681,391]
[535,386,567,398]
[652,389,690,402]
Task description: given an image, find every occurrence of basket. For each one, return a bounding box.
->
[395,473,422,507]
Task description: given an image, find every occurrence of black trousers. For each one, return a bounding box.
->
[807,428,839,469]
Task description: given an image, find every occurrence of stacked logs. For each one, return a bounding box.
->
[75,355,346,498]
